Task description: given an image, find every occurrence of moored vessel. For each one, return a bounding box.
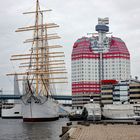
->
[102,104,140,120]
[7,0,67,122]
[2,103,22,118]
[2,75,22,118]
[82,103,101,121]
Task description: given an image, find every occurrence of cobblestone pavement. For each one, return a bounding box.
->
[69,124,140,140]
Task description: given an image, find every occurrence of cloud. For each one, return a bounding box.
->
[0,0,140,93]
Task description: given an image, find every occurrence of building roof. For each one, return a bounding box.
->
[72,36,130,60]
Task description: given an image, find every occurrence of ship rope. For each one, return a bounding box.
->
[26,3,42,95]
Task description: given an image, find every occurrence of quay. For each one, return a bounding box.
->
[60,121,140,140]
[0,95,72,100]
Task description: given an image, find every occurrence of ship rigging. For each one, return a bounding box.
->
[7,0,67,122]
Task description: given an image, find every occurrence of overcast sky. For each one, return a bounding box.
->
[0,0,140,94]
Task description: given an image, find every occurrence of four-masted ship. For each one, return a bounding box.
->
[7,0,67,122]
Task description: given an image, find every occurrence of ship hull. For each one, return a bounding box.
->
[22,96,59,122]
[23,117,59,122]
[102,104,140,120]
[2,103,22,118]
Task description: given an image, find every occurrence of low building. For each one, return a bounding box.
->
[101,79,140,105]
[101,80,117,105]
[113,81,129,104]
[129,80,140,103]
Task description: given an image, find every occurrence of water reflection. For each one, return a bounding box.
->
[0,118,68,140]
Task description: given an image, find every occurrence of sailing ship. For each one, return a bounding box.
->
[7,0,67,122]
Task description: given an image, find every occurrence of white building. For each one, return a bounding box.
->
[72,18,130,109]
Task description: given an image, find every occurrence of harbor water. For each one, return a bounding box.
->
[0,118,69,140]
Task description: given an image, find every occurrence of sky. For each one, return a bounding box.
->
[0,0,140,94]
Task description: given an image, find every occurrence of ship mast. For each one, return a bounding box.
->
[35,0,39,95]
[7,0,67,96]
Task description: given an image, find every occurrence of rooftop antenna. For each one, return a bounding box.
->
[96,18,110,100]
[95,17,109,45]
[87,18,112,37]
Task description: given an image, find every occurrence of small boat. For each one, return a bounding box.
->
[69,110,83,121]
[2,103,22,118]
[102,104,140,120]
[82,103,101,121]
[1,75,22,118]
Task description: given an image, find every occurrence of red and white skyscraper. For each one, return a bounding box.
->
[72,18,130,109]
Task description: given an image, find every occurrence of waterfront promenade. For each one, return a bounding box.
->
[68,124,140,140]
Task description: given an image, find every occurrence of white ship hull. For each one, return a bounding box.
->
[2,103,22,118]
[102,104,140,120]
[22,95,59,122]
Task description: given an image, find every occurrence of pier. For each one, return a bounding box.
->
[0,94,72,100]
[60,122,140,140]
